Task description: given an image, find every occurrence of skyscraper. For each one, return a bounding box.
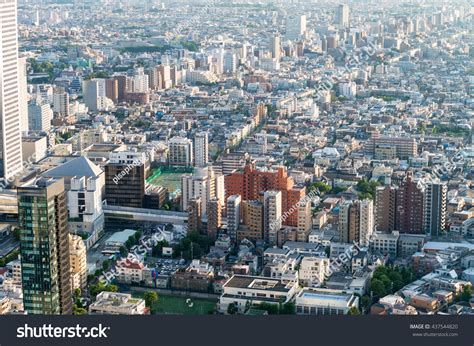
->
[270,33,281,60]
[286,15,306,40]
[194,131,209,167]
[18,177,72,314]
[0,0,23,180]
[336,4,350,28]
[375,185,396,233]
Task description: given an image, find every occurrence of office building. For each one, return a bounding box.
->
[270,33,281,60]
[18,177,72,314]
[286,15,306,40]
[105,151,147,208]
[336,4,350,28]
[89,292,147,315]
[0,0,23,180]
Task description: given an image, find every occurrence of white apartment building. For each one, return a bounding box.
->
[227,195,242,241]
[168,136,193,166]
[264,190,282,246]
[194,131,209,167]
[299,256,330,287]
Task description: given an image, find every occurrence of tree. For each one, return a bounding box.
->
[73,305,88,315]
[74,288,81,299]
[370,279,386,298]
[460,286,472,302]
[348,306,361,315]
[102,259,111,272]
[280,302,296,315]
[144,291,158,310]
[227,303,237,315]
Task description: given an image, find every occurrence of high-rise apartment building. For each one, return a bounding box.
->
[395,172,424,234]
[187,197,202,233]
[207,198,222,240]
[240,200,264,242]
[18,177,72,314]
[264,190,282,246]
[0,0,23,180]
[375,185,397,233]
[226,195,242,241]
[53,87,70,117]
[225,162,305,227]
[169,136,193,167]
[28,99,53,132]
[424,181,447,236]
[194,131,209,167]
[69,234,87,291]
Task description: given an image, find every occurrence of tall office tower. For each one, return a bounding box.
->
[424,181,447,236]
[338,201,360,244]
[69,234,87,291]
[395,171,424,234]
[297,199,312,242]
[207,198,222,240]
[28,98,53,132]
[223,50,237,75]
[168,136,193,167]
[83,79,112,112]
[194,131,209,167]
[227,195,241,241]
[286,15,306,40]
[336,4,350,28]
[105,78,118,103]
[270,33,281,60]
[18,177,72,314]
[375,185,396,233]
[18,56,28,133]
[187,197,202,233]
[359,199,374,246]
[264,190,282,246]
[0,0,23,180]
[105,151,147,208]
[53,87,70,117]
